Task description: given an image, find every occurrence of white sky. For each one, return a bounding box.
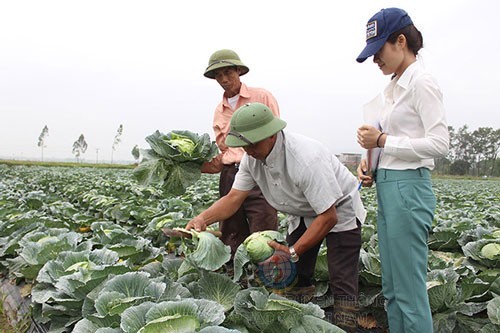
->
[1,0,499,162]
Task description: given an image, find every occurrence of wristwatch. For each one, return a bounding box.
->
[289,246,299,263]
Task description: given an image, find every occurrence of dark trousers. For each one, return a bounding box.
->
[219,164,278,255]
[286,218,361,301]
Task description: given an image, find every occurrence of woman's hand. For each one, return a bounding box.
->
[357,159,373,188]
[357,125,385,149]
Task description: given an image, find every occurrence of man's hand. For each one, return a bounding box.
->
[185,216,207,232]
[200,155,223,174]
[268,240,292,258]
[256,246,298,288]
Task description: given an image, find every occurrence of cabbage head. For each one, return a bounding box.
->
[133,130,218,196]
[244,230,283,263]
[168,132,196,155]
[463,239,500,268]
[481,243,500,259]
[233,230,285,281]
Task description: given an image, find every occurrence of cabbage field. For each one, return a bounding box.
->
[0,164,499,333]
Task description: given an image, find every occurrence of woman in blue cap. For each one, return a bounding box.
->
[355,8,449,333]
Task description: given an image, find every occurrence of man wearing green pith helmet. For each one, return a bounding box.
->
[200,49,280,256]
[187,103,366,332]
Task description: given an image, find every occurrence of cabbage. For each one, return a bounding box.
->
[133,130,218,196]
[172,227,231,271]
[481,243,500,259]
[233,230,285,281]
[426,269,460,313]
[243,231,279,263]
[119,299,226,332]
[462,239,500,268]
[168,133,196,154]
[229,287,344,332]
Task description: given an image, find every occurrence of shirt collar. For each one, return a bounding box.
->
[262,130,284,167]
[238,83,251,98]
[395,61,421,90]
[222,83,250,109]
[383,76,398,103]
[383,61,421,102]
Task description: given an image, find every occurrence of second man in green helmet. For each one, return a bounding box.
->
[188,102,366,332]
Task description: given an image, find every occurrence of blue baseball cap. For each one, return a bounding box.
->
[356,8,413,63]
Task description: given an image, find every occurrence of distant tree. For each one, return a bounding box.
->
[37,125,49,161]
[453,125,474,165]
[471,127,492,176]
[490,129,500,176]
[447,125,499,176]
[493,158,500,177]
[72,134,88,163]
[450,160,470,175]
[473,127,500,176]
[447,126,456,160]
[131,144,140,164]
[111,124,123,163]
[434,156,451,175]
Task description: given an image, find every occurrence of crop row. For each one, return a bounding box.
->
[0,165,499,332]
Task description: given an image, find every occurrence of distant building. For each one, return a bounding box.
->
[336,153,362,168]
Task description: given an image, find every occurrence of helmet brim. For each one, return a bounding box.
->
[204,62,249,79]
[225,118,287,147]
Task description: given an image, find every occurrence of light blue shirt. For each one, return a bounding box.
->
[233,131,366,234]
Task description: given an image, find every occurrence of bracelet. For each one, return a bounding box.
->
[376,132,385,148]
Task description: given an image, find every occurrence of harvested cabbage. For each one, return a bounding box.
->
[233,230,285,281]
[244,231,281,263]
[133,130,218,195]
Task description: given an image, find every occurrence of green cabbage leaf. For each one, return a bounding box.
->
[120,298,225,333]
[227,287,343,332]
[173,227,231,271]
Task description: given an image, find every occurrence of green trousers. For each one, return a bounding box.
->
[376,168,434,333]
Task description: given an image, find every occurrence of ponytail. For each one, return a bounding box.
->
[387,24,423,56]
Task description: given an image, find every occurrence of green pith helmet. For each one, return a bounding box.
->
[225,103,287,147]
[204,49,250,79]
